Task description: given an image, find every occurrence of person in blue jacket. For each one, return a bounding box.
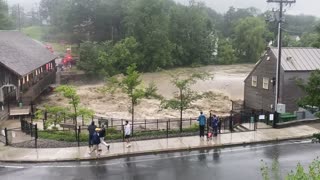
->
[212,115,218,136]
[197,111,206,139]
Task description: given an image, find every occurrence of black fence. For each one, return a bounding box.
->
[0,106,279,148]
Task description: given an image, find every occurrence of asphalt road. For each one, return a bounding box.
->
[0,140,319,180]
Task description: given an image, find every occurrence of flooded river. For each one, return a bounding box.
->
[142,64,254,99]
[40,64,254,120]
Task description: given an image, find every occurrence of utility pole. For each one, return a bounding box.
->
[18,4,21,31]
[266,0,296,127]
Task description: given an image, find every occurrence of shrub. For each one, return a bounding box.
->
[313,133,320,140]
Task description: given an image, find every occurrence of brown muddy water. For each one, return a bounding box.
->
[39,64,254,120]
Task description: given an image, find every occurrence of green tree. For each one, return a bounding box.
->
[105,64,160,133]
[282,32,301,47]
[261,158,320,180]
[55,85,81,126]
[216,38,236,64]
[314,25,320,48]
[124,0,174,71]
[221,7,258,37]
[298,70,320,117]
[0,0,13,30]
[299,33,319,47]
[78,37,141,77]
[232,17,267,62]
[161,71,208,132]
[169,2,217,66]
[78,41,115,77]
[109,37,141,72]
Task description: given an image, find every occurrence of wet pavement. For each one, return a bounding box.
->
[0,124,318,162]
[0,140,319,180]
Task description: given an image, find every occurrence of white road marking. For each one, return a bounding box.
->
[0,140,311,169]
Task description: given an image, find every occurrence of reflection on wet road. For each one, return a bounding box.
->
[0,140,319,180]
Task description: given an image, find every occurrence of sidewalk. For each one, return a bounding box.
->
[0,124,319,163]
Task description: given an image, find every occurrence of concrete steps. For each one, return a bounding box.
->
[233,124,251,132]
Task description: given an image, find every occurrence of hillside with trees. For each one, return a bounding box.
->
[1,0,320,76]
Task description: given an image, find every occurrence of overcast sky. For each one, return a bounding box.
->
[7,0,320,17]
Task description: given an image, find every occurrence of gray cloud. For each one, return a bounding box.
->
[7,0,320,17]
[176,0,320,17]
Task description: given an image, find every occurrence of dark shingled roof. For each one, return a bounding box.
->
[0,31,57,76]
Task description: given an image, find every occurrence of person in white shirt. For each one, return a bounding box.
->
[124,121,131,148]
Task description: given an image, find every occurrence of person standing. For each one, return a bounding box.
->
[99,125,110,150]
[197,112,206,139]
[124,121,131,148]
[87,121,97,149]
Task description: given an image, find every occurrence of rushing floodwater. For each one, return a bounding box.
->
[142,64,254,100]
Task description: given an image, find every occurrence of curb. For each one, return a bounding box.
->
[0,135,313,164]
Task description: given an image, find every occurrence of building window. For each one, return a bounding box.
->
[252,76,257,87]
[263,77,269,89]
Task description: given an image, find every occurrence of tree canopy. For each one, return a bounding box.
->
[30,0,320,75]
[298,70,320,117]
[0,0,13,30]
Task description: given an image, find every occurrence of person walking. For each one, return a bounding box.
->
[89,128,101,155]
[124,121,131,148]
[99,125,110,150]
[197,111,206,140]
[87,121,97,150]
[212,115,218,136]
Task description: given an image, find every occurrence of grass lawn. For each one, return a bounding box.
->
[22,26,48,41]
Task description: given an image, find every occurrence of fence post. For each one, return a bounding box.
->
[166,121,169,138]
[75,126,77,142]
[44,110,47,121]
[111,118,113,128]
[20,116,23,131]
[78,126,81,147]
[82,115,85,126]
[157,119,159,130]
[190,118,192,127]
[122,122,125,142]
[4,128,8,146]
[168,119,171,130]
[34,124,38,149]
[254,114,257,131]
[30,123,33,136]
[144,119,147,130]
[106,119,109,129]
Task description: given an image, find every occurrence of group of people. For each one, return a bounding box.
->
[197,111,221,140]
[87,120,132,155]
